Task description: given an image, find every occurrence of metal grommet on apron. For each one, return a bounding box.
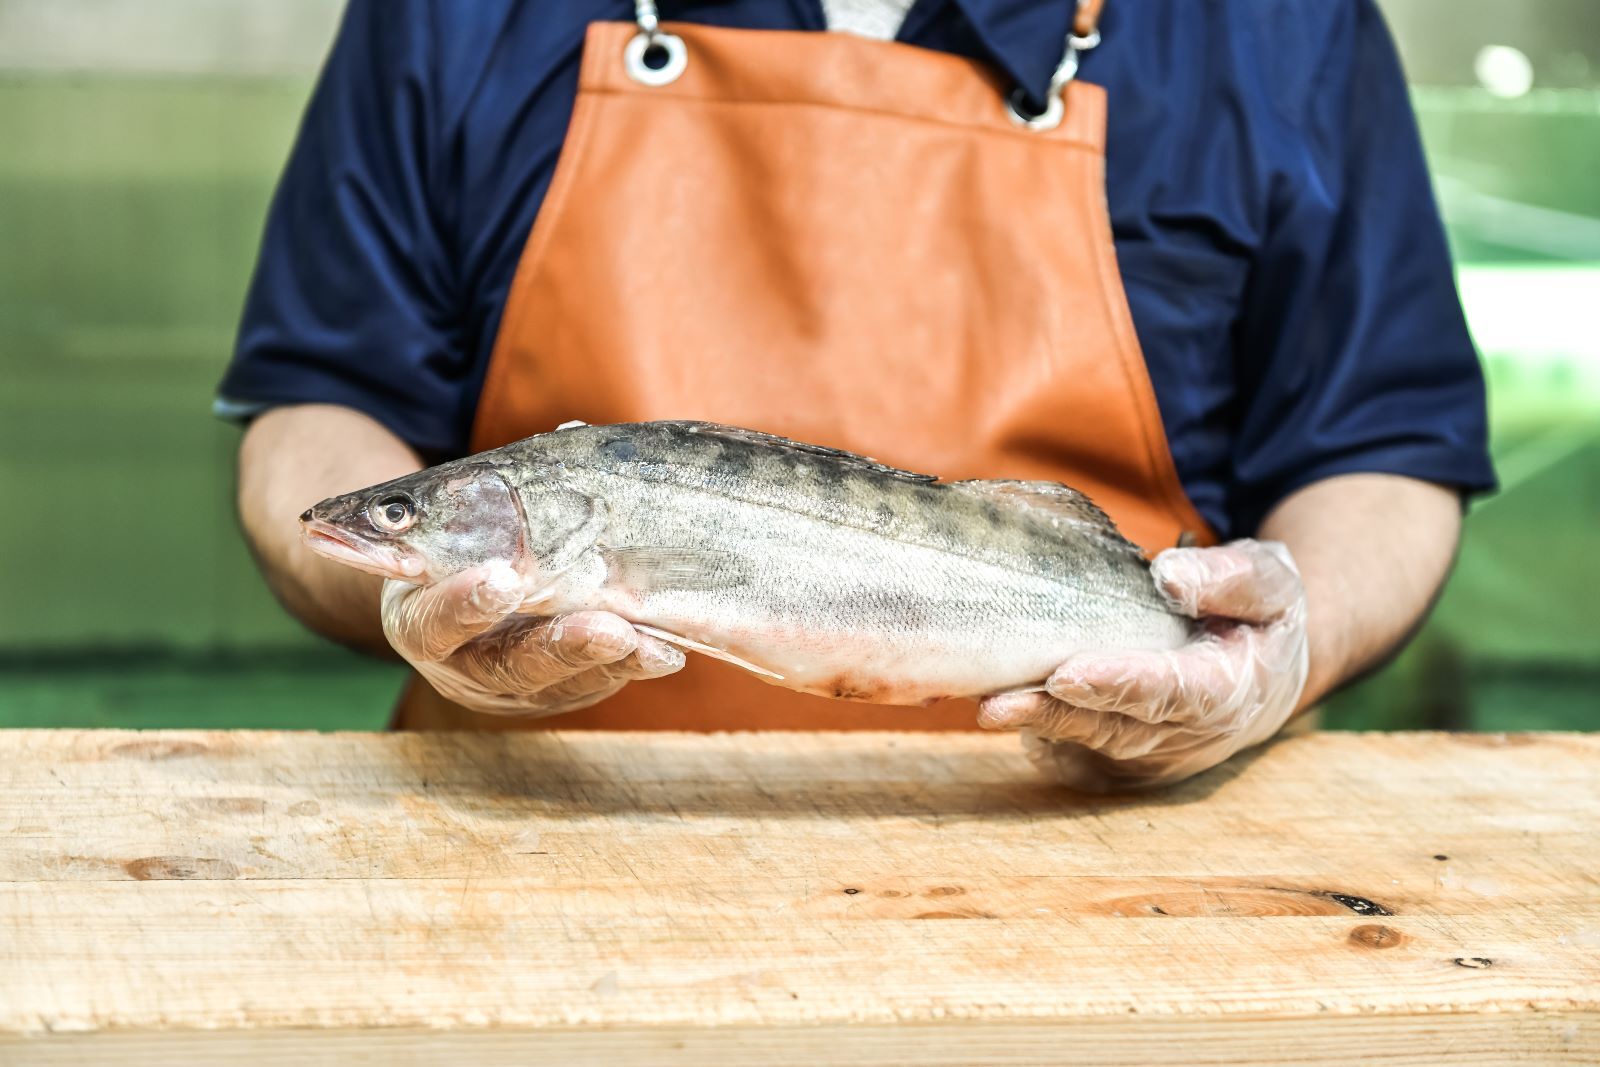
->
[624,0,687,86]
[394,1,1219,733]
[1005,27,1101,131]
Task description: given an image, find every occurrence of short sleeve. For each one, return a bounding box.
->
[1227,0,1495,533]
[215,0,467,457]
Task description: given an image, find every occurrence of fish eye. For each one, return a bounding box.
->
[369,494,417,533]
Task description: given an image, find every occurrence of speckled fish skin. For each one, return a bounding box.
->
[302,420,1191,704]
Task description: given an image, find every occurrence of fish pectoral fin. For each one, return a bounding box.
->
[631,625,784,681]
[987,683,1049,696]
[950,479,1145,558]
[600,546,751,593]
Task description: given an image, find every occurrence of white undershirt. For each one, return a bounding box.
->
[821,0,917,40]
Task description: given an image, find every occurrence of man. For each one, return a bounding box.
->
[221,0,1493,790]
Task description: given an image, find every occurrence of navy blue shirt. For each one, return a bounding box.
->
[219,0,1495,538]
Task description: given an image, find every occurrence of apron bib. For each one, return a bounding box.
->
[395,6,1215,731]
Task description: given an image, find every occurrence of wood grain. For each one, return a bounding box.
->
[0,729,1596,1064]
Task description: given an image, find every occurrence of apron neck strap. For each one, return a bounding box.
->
[633,0,1105,44]
[1074,0,1106,39]
[1047,10,1102,95]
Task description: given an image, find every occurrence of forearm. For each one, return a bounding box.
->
[236,404,423,657]
[1258,472,1461,710]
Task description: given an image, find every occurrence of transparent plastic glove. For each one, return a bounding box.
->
[380,561,684,716]
[978,539,1309,792]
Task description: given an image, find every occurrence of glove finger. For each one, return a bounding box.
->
[520,635,686,711]
[983,690,1175,760]
[612,633,688,681]
[1026,704,1176,760]
[1151,539,1302,623]
[976,690,1051,730]
[1046,643,1245,726]
[382,562,525,662]
[451,611,640,694]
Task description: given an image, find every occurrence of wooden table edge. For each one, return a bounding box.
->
[4,1009,1596,1066]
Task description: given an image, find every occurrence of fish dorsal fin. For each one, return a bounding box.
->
[951,479,1145,558]
[675,422,938,484]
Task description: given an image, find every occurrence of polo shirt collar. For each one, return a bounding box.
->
[939,0,1077,108]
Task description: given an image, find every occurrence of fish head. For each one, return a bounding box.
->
[300,460,528,584]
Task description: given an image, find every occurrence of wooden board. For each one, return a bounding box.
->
[1,729,1597,1065]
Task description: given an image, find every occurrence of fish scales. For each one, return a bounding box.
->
[508,423,1148,593]
[302,420,1191,705]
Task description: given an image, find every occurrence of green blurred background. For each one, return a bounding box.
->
[0,0,1595,731]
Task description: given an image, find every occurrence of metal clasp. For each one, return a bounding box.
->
[625,0,687,86]
[1005,26,1101,131]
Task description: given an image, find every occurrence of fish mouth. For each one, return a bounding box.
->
[300,519,424,581]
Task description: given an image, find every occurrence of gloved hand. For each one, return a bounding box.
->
[380,561,684,715]
[978,539,1309,792]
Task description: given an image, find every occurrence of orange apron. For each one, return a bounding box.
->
[395,1,1215,732]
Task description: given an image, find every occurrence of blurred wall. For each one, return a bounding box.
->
[0,0,338,75]
[0,0,1595,728]
[0,2,331,652]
